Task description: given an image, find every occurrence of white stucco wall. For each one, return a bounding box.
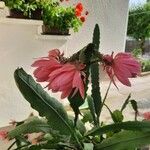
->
[64,0,129,56]
[0,0,129,127]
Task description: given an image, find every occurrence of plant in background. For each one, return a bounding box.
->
[132,48,142,58]
[2,25,150,150]
[42,1,88,35]
[131,48,150,72]
[3,0,42,19]
[127,2,150,54]
[141,59,150,72]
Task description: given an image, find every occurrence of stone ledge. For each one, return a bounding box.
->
[35,34,71,41]
[0,18,43,26]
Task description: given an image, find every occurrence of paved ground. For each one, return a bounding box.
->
[0,74,150,149]
[100,73,150,122]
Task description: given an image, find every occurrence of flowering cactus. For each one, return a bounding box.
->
[2,24,150,150]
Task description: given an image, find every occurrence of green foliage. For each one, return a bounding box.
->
[42,3,82,32]
[8,24,150,150]
[14,68,72,136]
[27,141,76,150]
[128,3,150,40]
[90,24,102,124]
[130,100,138,120]
[3,0,40,18]
[95,131,150,150]
[14,68,84,149]
[92,24,100,50]
[8,117,50,139]
[84,143,94,150]
[121,94,131,112]
[131,49,150,72]
[141,59,150,72]
[87,96,97,125]
[81,110,94,124]
[69,116,86,135]
[111,110,124,123]
[68,44,95,126]
[121,95,138,121]
[85,121,150,136]
[132,48,142,58]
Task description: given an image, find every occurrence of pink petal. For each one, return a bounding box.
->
[114,70,131,86]
[48,49,60,58]
[34,68,50,82]
[114,63,132,78]
[106,67,118,88]
[32,59,50,67]
[72,71,85,98]
[48,71,74,91]
[48,64,75,81]
[115,53,131,60]
[61,87,72,99]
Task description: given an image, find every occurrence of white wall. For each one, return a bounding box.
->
[64,0,129,56]
[0,21,69,127]
[0,0,129,127]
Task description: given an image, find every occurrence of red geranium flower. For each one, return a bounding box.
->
[102,52,141,87]
[76,2,83,12]
[75,2,83,17]
[75,10,82,17]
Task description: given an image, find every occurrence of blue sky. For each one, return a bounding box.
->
[130,0,146,6]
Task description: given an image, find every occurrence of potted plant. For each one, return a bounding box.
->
[1,25,150,150]
[42,1,88,35]
[3,0,42,19]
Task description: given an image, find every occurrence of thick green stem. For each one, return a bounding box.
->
[99,81,112,119]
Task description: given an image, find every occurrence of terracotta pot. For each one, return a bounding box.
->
[42,25,69,35]
[8,9,42,20]
[8,9,28,19]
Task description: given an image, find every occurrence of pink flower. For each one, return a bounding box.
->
[48,49,63,60]
[102,52,141,87]
[47,63,85,99]
[32,49,63,82]
[142,112,150,120]
[0,131,8,140]
[32,49,86,99]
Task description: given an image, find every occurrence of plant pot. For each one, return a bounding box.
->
[42,25,69,35]
[8,9,28,19]
[31,9,42,20]
[8,9,42,20]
